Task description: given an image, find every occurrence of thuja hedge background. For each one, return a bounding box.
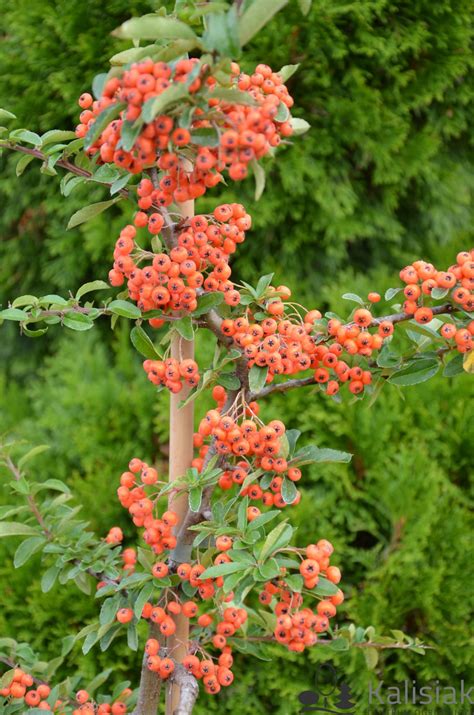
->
[0,0,473,711]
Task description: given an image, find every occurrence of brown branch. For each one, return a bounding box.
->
[4,143,131,200]
[249,302,456,400]
[170,664,199,715]
[132,623,164,715]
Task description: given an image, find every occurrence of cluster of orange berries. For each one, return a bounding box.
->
[77,59,293,196]
[116,457,179,553]
[72,689,130,714]
[108,202,250,315]
[260,540,344,652]
[0,670,52,710]
[143,356,200,393]
[0,669,130,713]
[398,251,474,353]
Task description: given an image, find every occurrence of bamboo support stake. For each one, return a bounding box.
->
[166,189,195,715]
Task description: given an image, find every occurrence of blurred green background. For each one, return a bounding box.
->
[0,0,473,712]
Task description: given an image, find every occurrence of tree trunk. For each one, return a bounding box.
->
[166,192,195,715]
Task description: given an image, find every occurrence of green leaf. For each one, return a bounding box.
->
[130,326,161,360]
[190,127,220,147]
[289,117,310,135]
[86,668,113,696]
[92,73,108,100]
[239,0,289,45]
[13,536,46,568]
[376,346,401,369]
[34,479,70,494]
[443,353,464,377]
[257,558,280,580]
[364,646,379,669]
[0,108,16,120]
[259,522,292,562]
[279,64,300,81]
[281,477,297,504]
[192,292,224,316]
[92,164,120,183]
[120,119,143,152]
[67,198,121,230]
[134,582,155,620]
[202,7,240,56]
[285,574,304,592]
[388,359,439,386]
[208,88,257,105]
[174,316,194,340]
[313,575,339,597]
[200,561,248,579]
[0,522,39,538]
[63,312,94,331]
[113,14,197,41]
[142,83,190,124]
[298,0,312,14]
[431,286,449,300]
[218,372,240,390]
[275,102,290,122]
[9,128,41,145]
[84,102,125,150]
[247,510,280,531]
[252,159,266,200]
[342,292,365,306]
[16,154,35,176]
[110,173,132,195]
[109,45,162,66]
[285,429,301,456]
[82,630,100,655]
[189,487,203,513]
[385,287,402,301]
[41,129,76,146]
[100,596,120,627]
[292,445,352,466]
[22,325,49,338]
[75,280,110,301]
[41,565,60,593]
[61,175,86,197]
[0,308,29,321]
[249,365,268,393]
[108,300,141,319]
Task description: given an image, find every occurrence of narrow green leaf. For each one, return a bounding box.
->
[130,326,161,359]
[200,561,248,579]
[385,287,402,301]
[239,0,289,46]
[41,129,76,146]
[278,64,300,81]
[63,312,94,331]
[313,575,339,597]
[84,102,125,150]
[41,565,60,593]
[13,536,46,568]
[208,88,257,105]
[249,365,268,393]
[259,521,292,562]
[113,15,197,41]
[0,108,16,120]
[142,83,189,124]
[192,292,224,316]
[0,522,39,538]
[252,159,266,200]
[67,198,121,230]
[0,308,29,321]
[290,117,311,135]
[298,0,312,14]
[75,280,110,301]
[292,445,352,466]
[388,359,439,386]
[443,353,464,377]
[9,128,41,145]
[174,316,194,340]
[134,582,155,620]
[110,173,131,195]
[281,477,297,504]
[92,73,108,99]
[108,300,141,319]
[16,154,35,176]
[189,487,203,513]
[342,292,365,305]
[120,119,143,152]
